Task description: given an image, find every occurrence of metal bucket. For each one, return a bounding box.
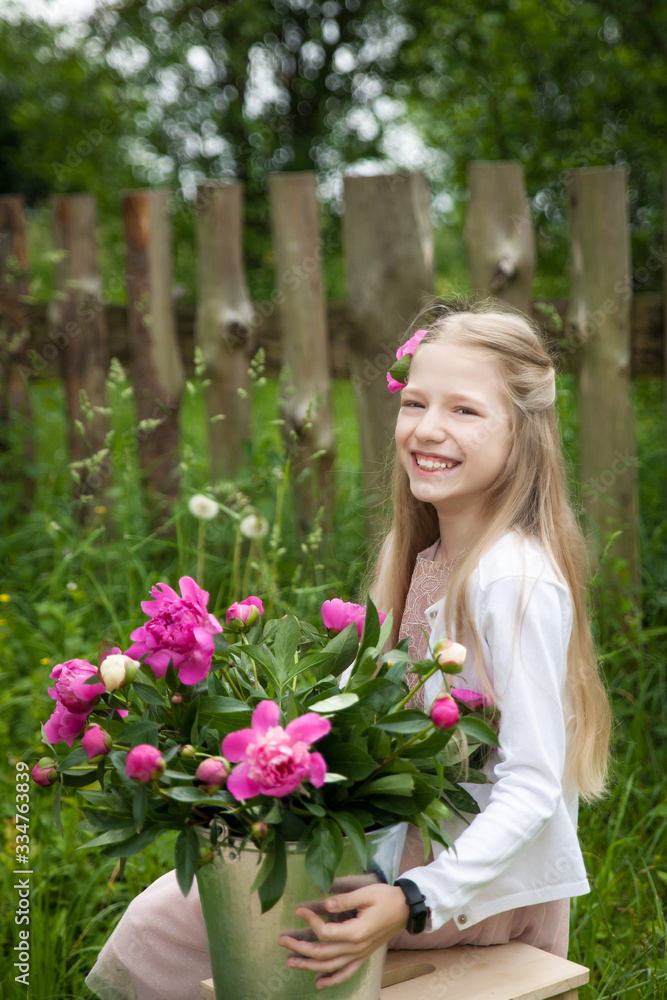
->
[196,823,407,1000]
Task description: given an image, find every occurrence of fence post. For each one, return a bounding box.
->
[195,181,255,480]
[0,195,34,504]
[268,171,335,532]
[52,194,109,504]
[122,188,184,508]
[466,161,535,315]
[565,166,640,588]
[343,172,434,504]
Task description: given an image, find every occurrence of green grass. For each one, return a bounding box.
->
[0,368,665,1000]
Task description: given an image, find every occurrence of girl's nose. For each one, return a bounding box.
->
[414,409,448,443]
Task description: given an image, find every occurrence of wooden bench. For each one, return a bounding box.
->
[199,940,589,999]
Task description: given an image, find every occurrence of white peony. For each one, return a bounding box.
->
[100,654,140,692]
[188,494,219,520]
[432,637,467,673]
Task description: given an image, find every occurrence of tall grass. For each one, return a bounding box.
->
[0,368,665,999]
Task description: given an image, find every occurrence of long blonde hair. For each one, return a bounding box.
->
[370,299,611,801]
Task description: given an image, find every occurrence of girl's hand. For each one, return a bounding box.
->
[277,883,410,989]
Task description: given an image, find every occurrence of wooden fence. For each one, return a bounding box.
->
[1,164,666,584]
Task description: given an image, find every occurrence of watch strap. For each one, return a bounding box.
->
[394,877,428,935]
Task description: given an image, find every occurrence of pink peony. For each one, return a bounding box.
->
[386,329,428,393]
[430,695,460,730]
[125,744,166,783]
[226,596,264,630]
[126,576,222,685]
[222,700,330,800]
[450,688,493,712]
[195,757,230,793]
[43,658,106,746]
[82,725,113,761]
[31,761,57,786]
[321,598,365,635]
[353,607,387,640]
[48,658,105,713]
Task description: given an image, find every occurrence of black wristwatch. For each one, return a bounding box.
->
[394,878,428,935]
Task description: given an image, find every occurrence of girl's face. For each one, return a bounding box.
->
[395,341,512,515]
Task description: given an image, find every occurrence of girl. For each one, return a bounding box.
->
[86,301,611,999]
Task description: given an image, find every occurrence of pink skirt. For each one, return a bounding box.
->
[86,830,570,1000]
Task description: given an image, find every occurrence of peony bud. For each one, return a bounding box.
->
[81,724,113,762]
[171,692,183,705]
[196,757,230,793]
[251,821,269,841]
[31,759,58,786]
[100,653,139,692]
[432,638,467,674]
[179,744,196,758]
[226,596,264,630]
[430,695,460,730]
[125,744,166,783]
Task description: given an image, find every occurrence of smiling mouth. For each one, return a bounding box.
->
[412,454,462,472]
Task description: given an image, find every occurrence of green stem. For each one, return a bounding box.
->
[392,664,443,714]
[368,724,433,778]
[196,518,205,587]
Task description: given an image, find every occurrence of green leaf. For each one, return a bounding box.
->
[104,824,168,858]
[133,785,147,831]
[273,614,301,692]
[240,645,280,690]
[312,625,360,680]
[258,836,287,913]
[120,720,160,747]
[356,596,381,660]
[374,710,430,734]
[308,693,359,714]
[355,773,414,797]
[456,716,499,747]
[82,826,138,849]
[424,798,452,824]
[388,354,411,383]
[60,768,100,788]
[59,746,88,769]
[322,743,377,780]
[163,786,234,804]
[175,827,200,897]
[333,812,368,869]
[132,682,166,706]
[304,801,326,817]
[305,820,343,893]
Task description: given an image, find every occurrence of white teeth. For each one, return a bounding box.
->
[415,456,459,471]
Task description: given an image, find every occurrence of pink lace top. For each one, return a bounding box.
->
[398,541,454,708]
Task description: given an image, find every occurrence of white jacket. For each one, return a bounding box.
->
[401,529,590,932]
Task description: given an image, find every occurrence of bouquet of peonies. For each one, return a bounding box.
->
[31,578,497,911]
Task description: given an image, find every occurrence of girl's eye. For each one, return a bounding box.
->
[402,400,424,409]
[455,407,477,415]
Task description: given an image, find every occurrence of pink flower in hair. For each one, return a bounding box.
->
[387,329,428,393]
